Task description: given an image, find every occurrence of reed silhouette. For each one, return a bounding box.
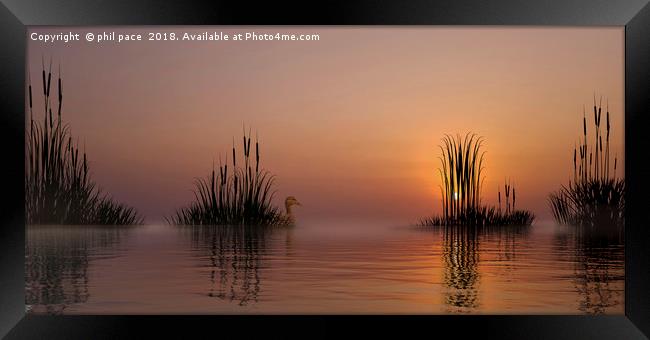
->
[168,128,291,226]
[549,97,624,227]
[25,60,143,225]
[420,133,534,226]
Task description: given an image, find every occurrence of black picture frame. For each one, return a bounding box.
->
[1,1,649,339]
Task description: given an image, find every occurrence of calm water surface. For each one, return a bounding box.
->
[25,221,624,314]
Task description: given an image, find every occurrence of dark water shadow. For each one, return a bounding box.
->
[416,225,531,312]
[179,225,291,307]
[554,223,624,314]
[25,225,133,314]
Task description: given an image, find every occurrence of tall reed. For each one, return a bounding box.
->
[25,59,143,225]
[420,132,534,226]
[438,133,486,221]
[549,96,624,227]
[168,128,288,226]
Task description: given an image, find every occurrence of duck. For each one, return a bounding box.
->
[284,196,302,225]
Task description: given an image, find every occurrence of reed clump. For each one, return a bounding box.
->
[25,60,143,225]
[168,128,288,226]
[549,97,624,227]
[420,133,534,227]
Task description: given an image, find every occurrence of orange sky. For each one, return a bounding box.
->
[27,27,624,223]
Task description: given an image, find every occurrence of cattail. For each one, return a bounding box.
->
[42,67,46,96]
[46,71,52,98]
[247,136,251,158]
[57,71,62,118]
[232,138,236,168]
[255,133,259,172]
[599,136,602,152]
[223,164,227,183]
[512,187,516,210]
[606,111,610,140]
[28,83,33,109]
[58,67,62,99]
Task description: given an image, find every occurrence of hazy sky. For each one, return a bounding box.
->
[27,27,624,224]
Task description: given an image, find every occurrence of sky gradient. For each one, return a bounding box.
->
[27,27,624,224]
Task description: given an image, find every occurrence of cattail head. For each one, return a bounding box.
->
[599,136,602,152]
[232,138,236,168]
[606,111,610,140]
[28,83,33,109]
[42,68,46,96]
[46,70,52,98]
[247,136,251,158]
[57,74,62,117]
[223,165,228,185]
[255,133,259,172]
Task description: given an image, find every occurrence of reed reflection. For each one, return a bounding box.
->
[25,226,129,314]
[442,226,480,311]
[422,225,531,312]
[182,225,289,306]
[555,223,624,314]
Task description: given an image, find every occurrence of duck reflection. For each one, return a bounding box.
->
[182,225,290,306]
[555,223,624,314]
[25,225,129,314]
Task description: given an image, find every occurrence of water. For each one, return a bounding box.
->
[25,221,624,314]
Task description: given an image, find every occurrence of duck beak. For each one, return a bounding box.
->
[296,201,302,206]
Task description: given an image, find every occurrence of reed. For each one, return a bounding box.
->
[420,132,534,227]
[25,60,143,225]
[419,206,534,226]
[168,128,288,226]
[437,133,486,221]
[549,96,624,227]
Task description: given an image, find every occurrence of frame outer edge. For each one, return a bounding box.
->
[0,1,26,339]
[626,1,650,338]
